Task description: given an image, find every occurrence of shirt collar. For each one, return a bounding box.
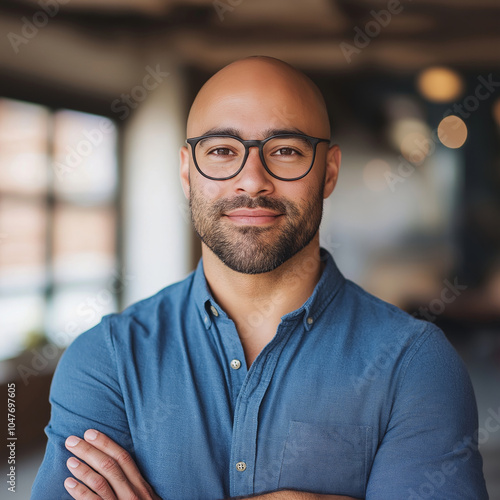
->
[192,258,217,329]
[192,247,345,330]
[280,247,345,331]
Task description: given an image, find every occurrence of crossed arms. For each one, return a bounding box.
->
[32,317,488,499]
[62,429,358,500]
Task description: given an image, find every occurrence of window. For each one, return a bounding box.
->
[0,98,119,360]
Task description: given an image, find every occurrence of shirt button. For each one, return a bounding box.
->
[230,359,241,370]
[210,305,219,317]
[307,316,314,325]
[235,461,247,472]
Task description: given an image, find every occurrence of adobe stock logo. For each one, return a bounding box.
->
[443,74,500,119]
[340,0,412,63]
[53,118,115,179]
[413,278,467,322]
[407,407,500,499]
[110,65,170,120]
[7,0,70,54]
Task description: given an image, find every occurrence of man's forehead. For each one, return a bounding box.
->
[186,57,331,138]
[187,89,324,138]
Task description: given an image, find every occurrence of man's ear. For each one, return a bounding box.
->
[323,144,341,199]
[179,146,190,200]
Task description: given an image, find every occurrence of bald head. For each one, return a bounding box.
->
[186,56,331,140]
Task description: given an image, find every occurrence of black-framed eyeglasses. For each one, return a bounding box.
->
[185,133,330,181]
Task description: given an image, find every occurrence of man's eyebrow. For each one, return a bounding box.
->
[200,127,308,138]
[201,127,241,137]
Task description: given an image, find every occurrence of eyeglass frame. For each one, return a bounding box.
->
[185,133,331,181]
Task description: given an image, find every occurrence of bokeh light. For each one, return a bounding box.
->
[390,118,432,163]
[437,115,468,148]
[417,66,465,103]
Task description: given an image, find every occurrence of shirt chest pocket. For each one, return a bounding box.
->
[278,421,371,498]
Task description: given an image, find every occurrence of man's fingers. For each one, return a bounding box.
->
[64,476,102,500]
[65,435,128,482]
[65,431,155,499]
[82,430,155,496]
[66,457,117,500]
[65,434,133,498]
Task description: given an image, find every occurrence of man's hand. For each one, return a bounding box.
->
[64,429,161,500]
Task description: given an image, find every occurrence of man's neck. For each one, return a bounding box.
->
[201,237,325,364]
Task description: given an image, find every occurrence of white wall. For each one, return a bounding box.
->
[122,59,192,307]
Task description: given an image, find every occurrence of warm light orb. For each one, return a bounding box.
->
[417,67,464,103]
[437,115,468,149]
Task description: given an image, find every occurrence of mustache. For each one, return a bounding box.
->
[214,195,292,214]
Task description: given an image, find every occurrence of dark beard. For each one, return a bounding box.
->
[189,182,324,274]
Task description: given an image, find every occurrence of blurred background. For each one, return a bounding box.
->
[0,0,499,497]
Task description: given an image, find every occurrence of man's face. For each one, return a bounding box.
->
[181,59,339,274]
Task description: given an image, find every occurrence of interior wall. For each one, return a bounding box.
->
[121,55,192,307]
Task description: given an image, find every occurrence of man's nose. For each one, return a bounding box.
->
[233,147,275,196]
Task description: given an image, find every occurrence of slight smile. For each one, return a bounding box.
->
[224,209,284,225]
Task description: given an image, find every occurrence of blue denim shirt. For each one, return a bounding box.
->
[31,249,488,499]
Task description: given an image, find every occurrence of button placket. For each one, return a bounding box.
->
[230,320,293,498]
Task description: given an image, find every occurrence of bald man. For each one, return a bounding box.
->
[32,57,488,500]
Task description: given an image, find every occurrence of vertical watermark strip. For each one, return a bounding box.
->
[6,382,16,493]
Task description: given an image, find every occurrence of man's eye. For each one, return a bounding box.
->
[208,148,234,156]
[273,147,299,156]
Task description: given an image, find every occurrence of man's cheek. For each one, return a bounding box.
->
[198,181,224,199]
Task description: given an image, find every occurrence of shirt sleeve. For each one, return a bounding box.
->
[30,315,131,500]
[365,324,488,500]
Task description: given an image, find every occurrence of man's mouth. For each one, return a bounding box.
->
[223,208,284,225]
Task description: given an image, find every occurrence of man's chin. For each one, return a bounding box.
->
[209,238,299,275]
[218,256,284,275]
[201,237,284,274]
